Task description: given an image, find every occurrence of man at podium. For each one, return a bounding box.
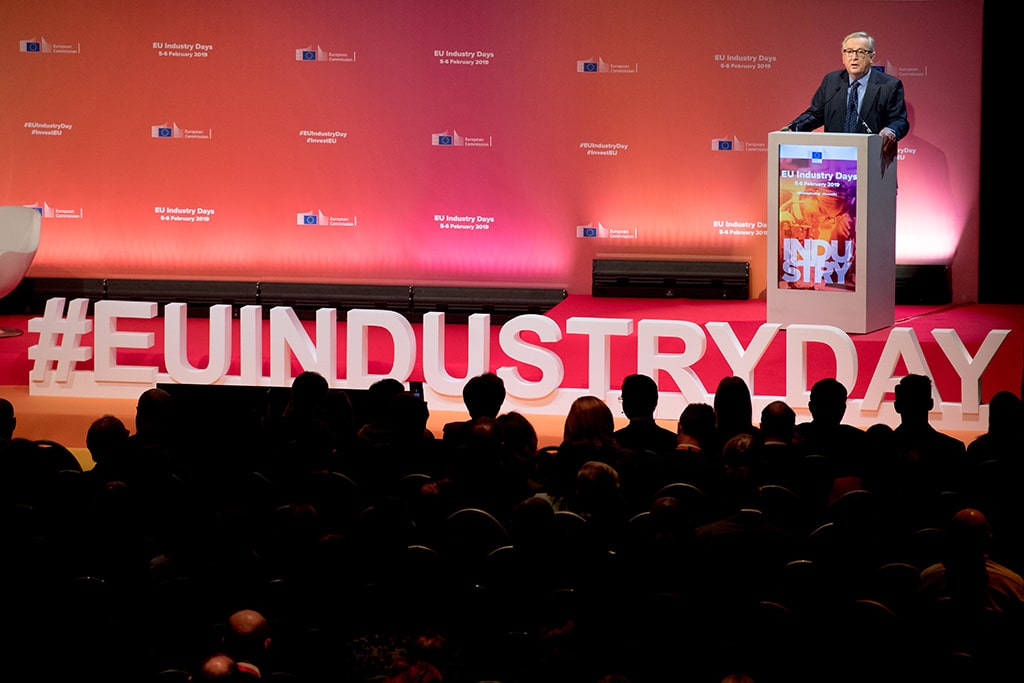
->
[783,31,908,163]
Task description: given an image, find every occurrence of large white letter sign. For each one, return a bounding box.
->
[639,319,711,404]
[165,303,232,385]
[566,316,633,396]
[344,309,416,389]
[422,312,491,397]
[784,325,858,406]
[498,314,564,400]
[93,299,157,385]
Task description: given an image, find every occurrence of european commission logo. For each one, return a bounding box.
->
[711,136,744,151]
[811,151,824,164]
[26,201,82,219]
[432,130,464,146]
[577,57,609,73]
[20,37,49,53]
[19,36,79,54]
[297,209,357,227]
[294,44,355,63]
[576,222,608,238]
[151,123,183,139]
[151,122,212,140]
[295,45,327,61]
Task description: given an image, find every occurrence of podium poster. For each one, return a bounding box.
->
[778,144,858,292]
[767,132,896,334]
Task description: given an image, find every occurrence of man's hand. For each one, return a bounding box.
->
[880,128,898,176]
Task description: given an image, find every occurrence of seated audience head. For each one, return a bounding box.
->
[573,460,626,532]
[284,370,330,416]
[364,377,406,421]
[575,460,622,504]
[942,507,996,608]
[0,397,15,442]
[510,495,556,545]
[946,507,992,558]
[619,373,660,419]
[985,390,1022,438]
[714,375,756,439]
[389,390,432,442]
[224,608,271,669]
[676,402,716,449]
[497,410,538,457]
[563,395,616,446]
[759,400,796,443]
[86,414,130,468]
[135,386,175,435]
[807,377,849,425]
[195,653,240,680]
[894,373,934,423]
[720,432,758,507]
[461,372,506,419]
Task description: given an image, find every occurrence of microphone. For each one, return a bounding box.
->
[789,82,844,131]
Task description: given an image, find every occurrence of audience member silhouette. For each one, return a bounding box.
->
[447,415,527,521]
[916,507,1024,675]
[380,630,447,683]
[126,386,181,478]
[0,396,15,446]
[755,400,834,518]
[350,388,441,501]
[965,390,1023,467]
[442,371,507,448]
[889,374,969,528]
[752,400,804,485]
[222,609,273,678]
[6,436,59,510]
[613,373,677,455]
[83,414,132,486]
[613,373,679,510]
[963,390,1024,574]
[793,377,868,482]
[569,460,628,548]
[194,653,243,680]
[918,507,1024,613]
[497,410,546,495]
[355,377,407,444]
[268,370,336,466]
[712,376,760,456]
[665,401,723,496]
[542,396,628,510]
[693,433,803,622]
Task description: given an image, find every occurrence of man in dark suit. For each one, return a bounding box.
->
[784,31,908,163]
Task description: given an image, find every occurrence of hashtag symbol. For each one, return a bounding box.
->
[579,142,585,149]
[27,297,94,383]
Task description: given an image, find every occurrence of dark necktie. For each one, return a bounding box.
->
[845,80,861,133]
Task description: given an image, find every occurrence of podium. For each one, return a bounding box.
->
[766,131,896,334]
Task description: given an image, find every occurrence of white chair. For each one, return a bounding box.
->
[0,206,42,337]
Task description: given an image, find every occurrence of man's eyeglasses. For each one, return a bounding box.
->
[842,48,874,57]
